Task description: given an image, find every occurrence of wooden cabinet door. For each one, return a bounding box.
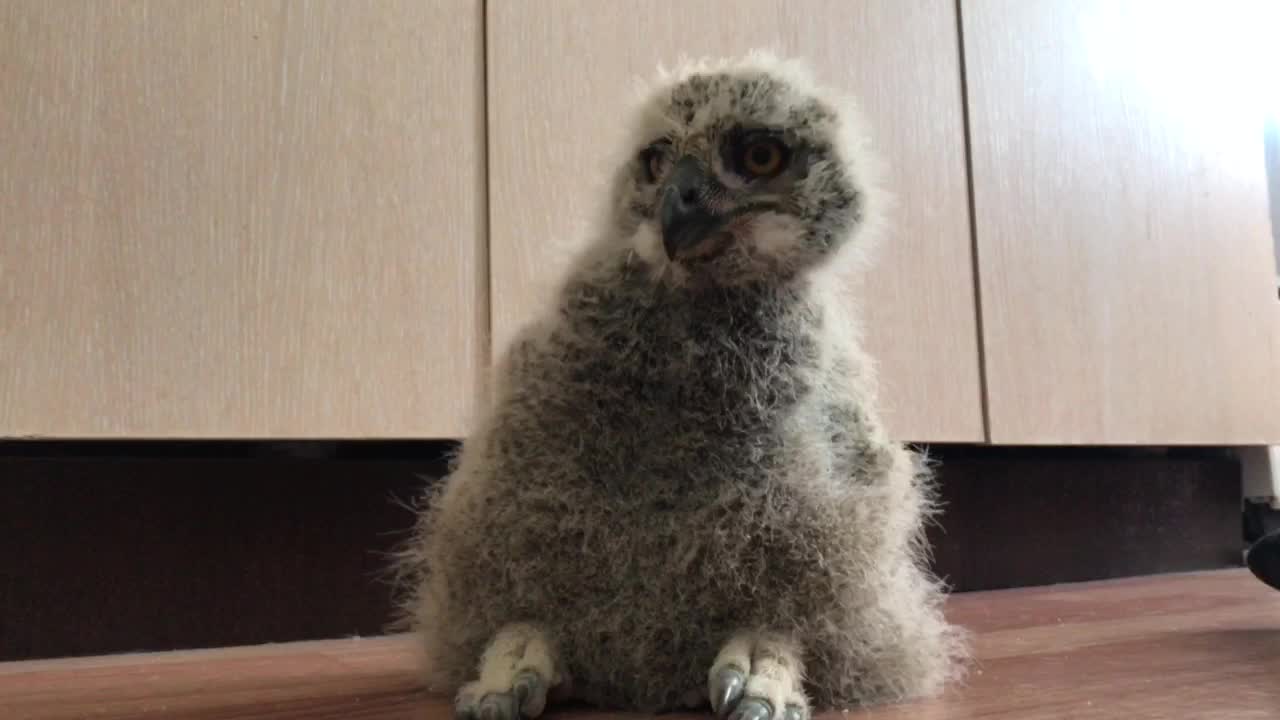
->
[963,0,1280,444]
[487,0,984,442]
[0,1,485,438]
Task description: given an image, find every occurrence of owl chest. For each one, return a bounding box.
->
[510,487,834,644]
[577,319,813,417]
[522,497,788,592]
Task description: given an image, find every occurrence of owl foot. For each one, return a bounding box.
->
[709,632,810,720]
[455,623,563,720]
[457,670,546,720]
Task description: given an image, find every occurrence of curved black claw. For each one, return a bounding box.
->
[729,698,774,720]
[512,670,547,716]
[712,667,747,717]
[478,693,517,720]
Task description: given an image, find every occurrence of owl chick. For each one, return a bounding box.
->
[395,53,967,720]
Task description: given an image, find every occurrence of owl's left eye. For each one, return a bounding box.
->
[640,139,671,183]
[738,135,788,179]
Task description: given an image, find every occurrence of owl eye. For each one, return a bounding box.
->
[740,136,788,178]
[641,139,672,182]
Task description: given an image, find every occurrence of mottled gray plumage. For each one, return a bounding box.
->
[395,52,967,716]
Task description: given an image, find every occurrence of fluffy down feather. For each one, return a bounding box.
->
[394,51,968,713]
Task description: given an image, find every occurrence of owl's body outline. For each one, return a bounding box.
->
[397,52,967,715]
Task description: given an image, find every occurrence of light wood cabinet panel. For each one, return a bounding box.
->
[487,0,984,442]
[963,0,1280,444]
[0,1,485,438]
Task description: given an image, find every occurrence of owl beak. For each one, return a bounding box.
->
[660,156,725,261]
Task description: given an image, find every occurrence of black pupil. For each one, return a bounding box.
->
[749,144,774,169]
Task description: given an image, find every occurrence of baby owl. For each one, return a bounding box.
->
[396,53,967,720]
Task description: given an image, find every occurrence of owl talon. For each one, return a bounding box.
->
[729,697,774,720]
[459,673,547,720]
[456,625,558,720]
[709,633,809,720]
[712,666,746,716]
[477,693,515,720]
[512,670,546,714]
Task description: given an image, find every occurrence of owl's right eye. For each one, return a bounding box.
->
[640,139,672,183]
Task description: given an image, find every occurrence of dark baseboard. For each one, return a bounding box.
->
[0,443,1244,662]
[0,442,448,663]
[923,446,1242,592]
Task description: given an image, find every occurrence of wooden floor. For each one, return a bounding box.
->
[4,570,1279,719]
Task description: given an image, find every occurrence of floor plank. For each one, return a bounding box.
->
[3,570,1278,719]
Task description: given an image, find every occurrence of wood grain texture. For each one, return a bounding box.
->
[0,1,485,439]
[962,0,1280,444]
[485,0,984,442]
[4,570,1278,719]
[0,637,428,720]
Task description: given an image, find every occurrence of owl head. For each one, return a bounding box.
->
[605,52,884,287]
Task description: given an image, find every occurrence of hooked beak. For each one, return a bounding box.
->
[660,156,726,261]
